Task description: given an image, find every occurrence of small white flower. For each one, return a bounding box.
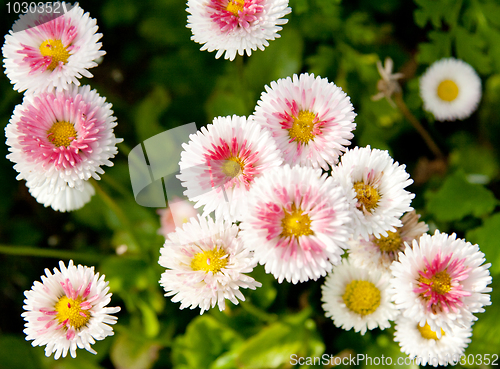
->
[27,179,95,212]
[371,57,404,107]
[158,215,261,314]
[333,145,414,240]
[22,260,120,359]
[321,259,400,335]
[419,58,481,121]
[239,164,352,284]
[187,0,291,61]
[348,211,428,274]
[5,85,122,201]
[394,316,472,367]
[2,2,105,94]
[253,73,356,170]
[389,230,492,335]
[178,115,282,221]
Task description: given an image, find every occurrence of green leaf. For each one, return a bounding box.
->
[0,335,40,369]
[235,313,324,369]
[413,0,462,28]
[417,31,452,65]
[110,333,160,369]
[172,315,244,369]
[466,212,500,275]
[449,133,499,183]
[454,26,491,74]
[425,171,498,222]
[138,300,161,338]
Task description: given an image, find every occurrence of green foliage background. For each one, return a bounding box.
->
[1,0,499,368]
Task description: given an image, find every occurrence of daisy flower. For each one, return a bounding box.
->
[394,316,472,367]
[333,145,414,240]
[239,164,352,284]
[27,179,95,212]
[321,259,400,335]
[157,197,200,238]
[419,58,482,121]
[390,230,492,335]
[177,115,282,221]
[348,211,428,274]
[158,215,261,314]
[22,260,120,359]
[2,2,105,94]
[253,73,356,170]
[186,0,291,61]
[5,84,122,200]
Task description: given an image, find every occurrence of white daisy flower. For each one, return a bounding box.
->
[27,179,95,213]
[22,260,120,359]
[321,259,400,335]
[348,211,428,274]
[390,230,492,335]
[394,316,472,367]
[5,85,122,200]
[177,115,282,221]
[158,215,261,314]
[2,2,105,94]
[333,145,414,240]
[419,58,482,121]
[239,164,352,284]
[186,0,291,61]
[253,73,356,170]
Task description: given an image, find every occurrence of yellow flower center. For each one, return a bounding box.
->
[288,110,317,144]
[191,248,228,273]
[418,270,452,295]
[226,0,245,15]
[47,121,77,147]
[342,280,381,316]
[280,205,314,238]
[374,231,402,253]
[417,323,445,340]
[437,79,459,102]
[353,182,380,212]
[221,156,243,178]
[39,39,70,71]
[54,295,91,329]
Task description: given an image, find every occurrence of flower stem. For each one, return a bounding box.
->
[240,299,278,323]
[0,244,101,263]
[393,92,445,159]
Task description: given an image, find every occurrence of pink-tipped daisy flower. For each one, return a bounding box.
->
[390,230,492,335]
[2,2,105,94]
[187,0,291,61]
[5,84,122,203]
[253,73,356,170]
[158,215,261,314]
[239,164,352,284]
[22,260,120,359]
[334,145,414,240]
[177,115,283,221]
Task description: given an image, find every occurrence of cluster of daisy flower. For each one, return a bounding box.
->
[2,2,122,212]
[157,71,492,366]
